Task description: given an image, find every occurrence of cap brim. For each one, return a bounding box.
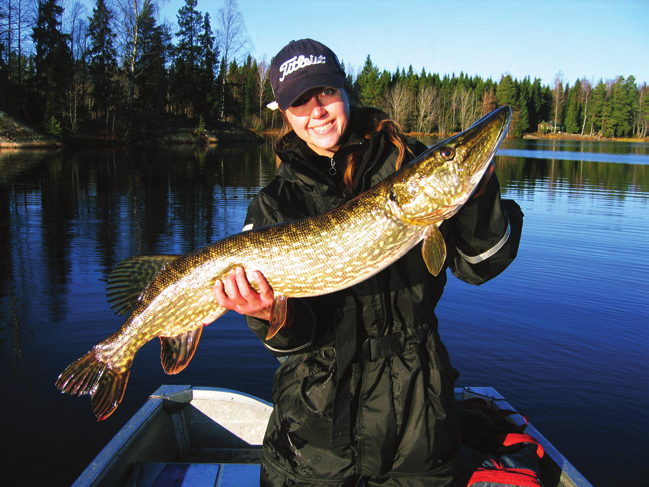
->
[277,72,345,111]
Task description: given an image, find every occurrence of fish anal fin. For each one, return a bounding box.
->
[55,350,131,421]
[160,326,204,375]
[422,226,447,276]
[107,255,182,316]
[266,295,288,340]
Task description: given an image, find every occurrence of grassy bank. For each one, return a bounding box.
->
[0,111,263,148]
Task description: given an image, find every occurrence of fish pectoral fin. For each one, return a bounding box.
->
[422,225,447,276]
[107,255,182,316]
[160,326,204,375]
[55,350,131,421]
[266,295,289,340]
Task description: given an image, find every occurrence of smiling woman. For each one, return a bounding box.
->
[211,38,524,487]
[283,87,350,157]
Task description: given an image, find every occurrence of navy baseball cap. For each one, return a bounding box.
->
[268,39,346,111]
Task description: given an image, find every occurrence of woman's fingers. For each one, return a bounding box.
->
[252,270,274,302]
[213,268,274,321]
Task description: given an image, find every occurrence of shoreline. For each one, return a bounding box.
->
[405,131,647,143]
[0,111,263,148]
[2,111,645,148]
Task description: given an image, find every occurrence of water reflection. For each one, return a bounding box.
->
[495,156,648,197]
[501,137,649,156]
[0,138,647,487]
[499,148,649,164]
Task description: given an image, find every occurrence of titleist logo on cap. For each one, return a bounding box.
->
[278,54,327,82]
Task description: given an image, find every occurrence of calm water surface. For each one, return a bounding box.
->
[1,139,647,486]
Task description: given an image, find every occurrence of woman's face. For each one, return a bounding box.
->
[284,87,350,158]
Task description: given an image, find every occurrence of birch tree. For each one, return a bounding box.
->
[0,0,35,113]
[215,0,250,120]
[638,83,648,139]
[481,88,496,116]
[63,1,89,133]
[113,0,158,111]
[580,78,592,135]
[256,54,268,122]
[384,80,413,130]
[457,85,479,130]
[551,71,565,132]
[415,84,438,133]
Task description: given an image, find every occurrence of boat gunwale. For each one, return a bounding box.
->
[72,385,593,487]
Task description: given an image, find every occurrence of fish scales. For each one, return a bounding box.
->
[95,196,412,372]
[56,106,511,420]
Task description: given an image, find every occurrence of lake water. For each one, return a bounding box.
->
[1,137,647,486]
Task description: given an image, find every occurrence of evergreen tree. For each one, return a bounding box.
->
[136,9,171,112]
[198,12,218,118]
[406,64,418,99]
[243,57,257,122]
[496,74,518,106]
[87,0,117,117]
[589,80,607,135]
[173,0,203,115]
[357,55,383,108]
[31,0,72,122]
[609,76,637,137]
[497,74,528,136]
[516,78,532,135]
[529,78,544,128]
[601,92,614,137]
[564,79,582,133]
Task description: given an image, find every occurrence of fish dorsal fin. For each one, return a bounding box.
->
[266,295,289,340]
[107,255,182,316]
[160,326,204,375]
[422,226,447,276]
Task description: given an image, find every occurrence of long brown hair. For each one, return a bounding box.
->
[276,81,412,192]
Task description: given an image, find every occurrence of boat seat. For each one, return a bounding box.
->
[130,462,261,486]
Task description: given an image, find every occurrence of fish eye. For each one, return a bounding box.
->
[440,147,454,160]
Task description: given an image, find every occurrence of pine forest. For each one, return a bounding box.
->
[1,0,647,140]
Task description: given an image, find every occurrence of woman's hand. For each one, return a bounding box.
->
[213,267,274,321]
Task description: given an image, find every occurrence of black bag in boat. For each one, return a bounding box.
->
[456,397,545,487]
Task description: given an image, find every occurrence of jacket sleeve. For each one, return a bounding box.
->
[242,185,323,357]
[441,174,524,285]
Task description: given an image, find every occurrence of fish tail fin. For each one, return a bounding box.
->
[55,350,131,421]
[160,326,203,375]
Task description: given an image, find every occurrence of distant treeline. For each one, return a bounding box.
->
[1,0,647,139]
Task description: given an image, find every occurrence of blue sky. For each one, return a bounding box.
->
[157,0,648,87]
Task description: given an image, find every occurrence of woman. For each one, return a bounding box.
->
[214,39,523,487]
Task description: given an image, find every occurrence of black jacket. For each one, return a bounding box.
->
[243,106,523,484]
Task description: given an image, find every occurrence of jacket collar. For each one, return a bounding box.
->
[275,106,386,190]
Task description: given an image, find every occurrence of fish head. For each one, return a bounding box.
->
[389,106,511,225]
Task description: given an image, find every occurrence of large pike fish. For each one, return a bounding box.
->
[56,106,511,420]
